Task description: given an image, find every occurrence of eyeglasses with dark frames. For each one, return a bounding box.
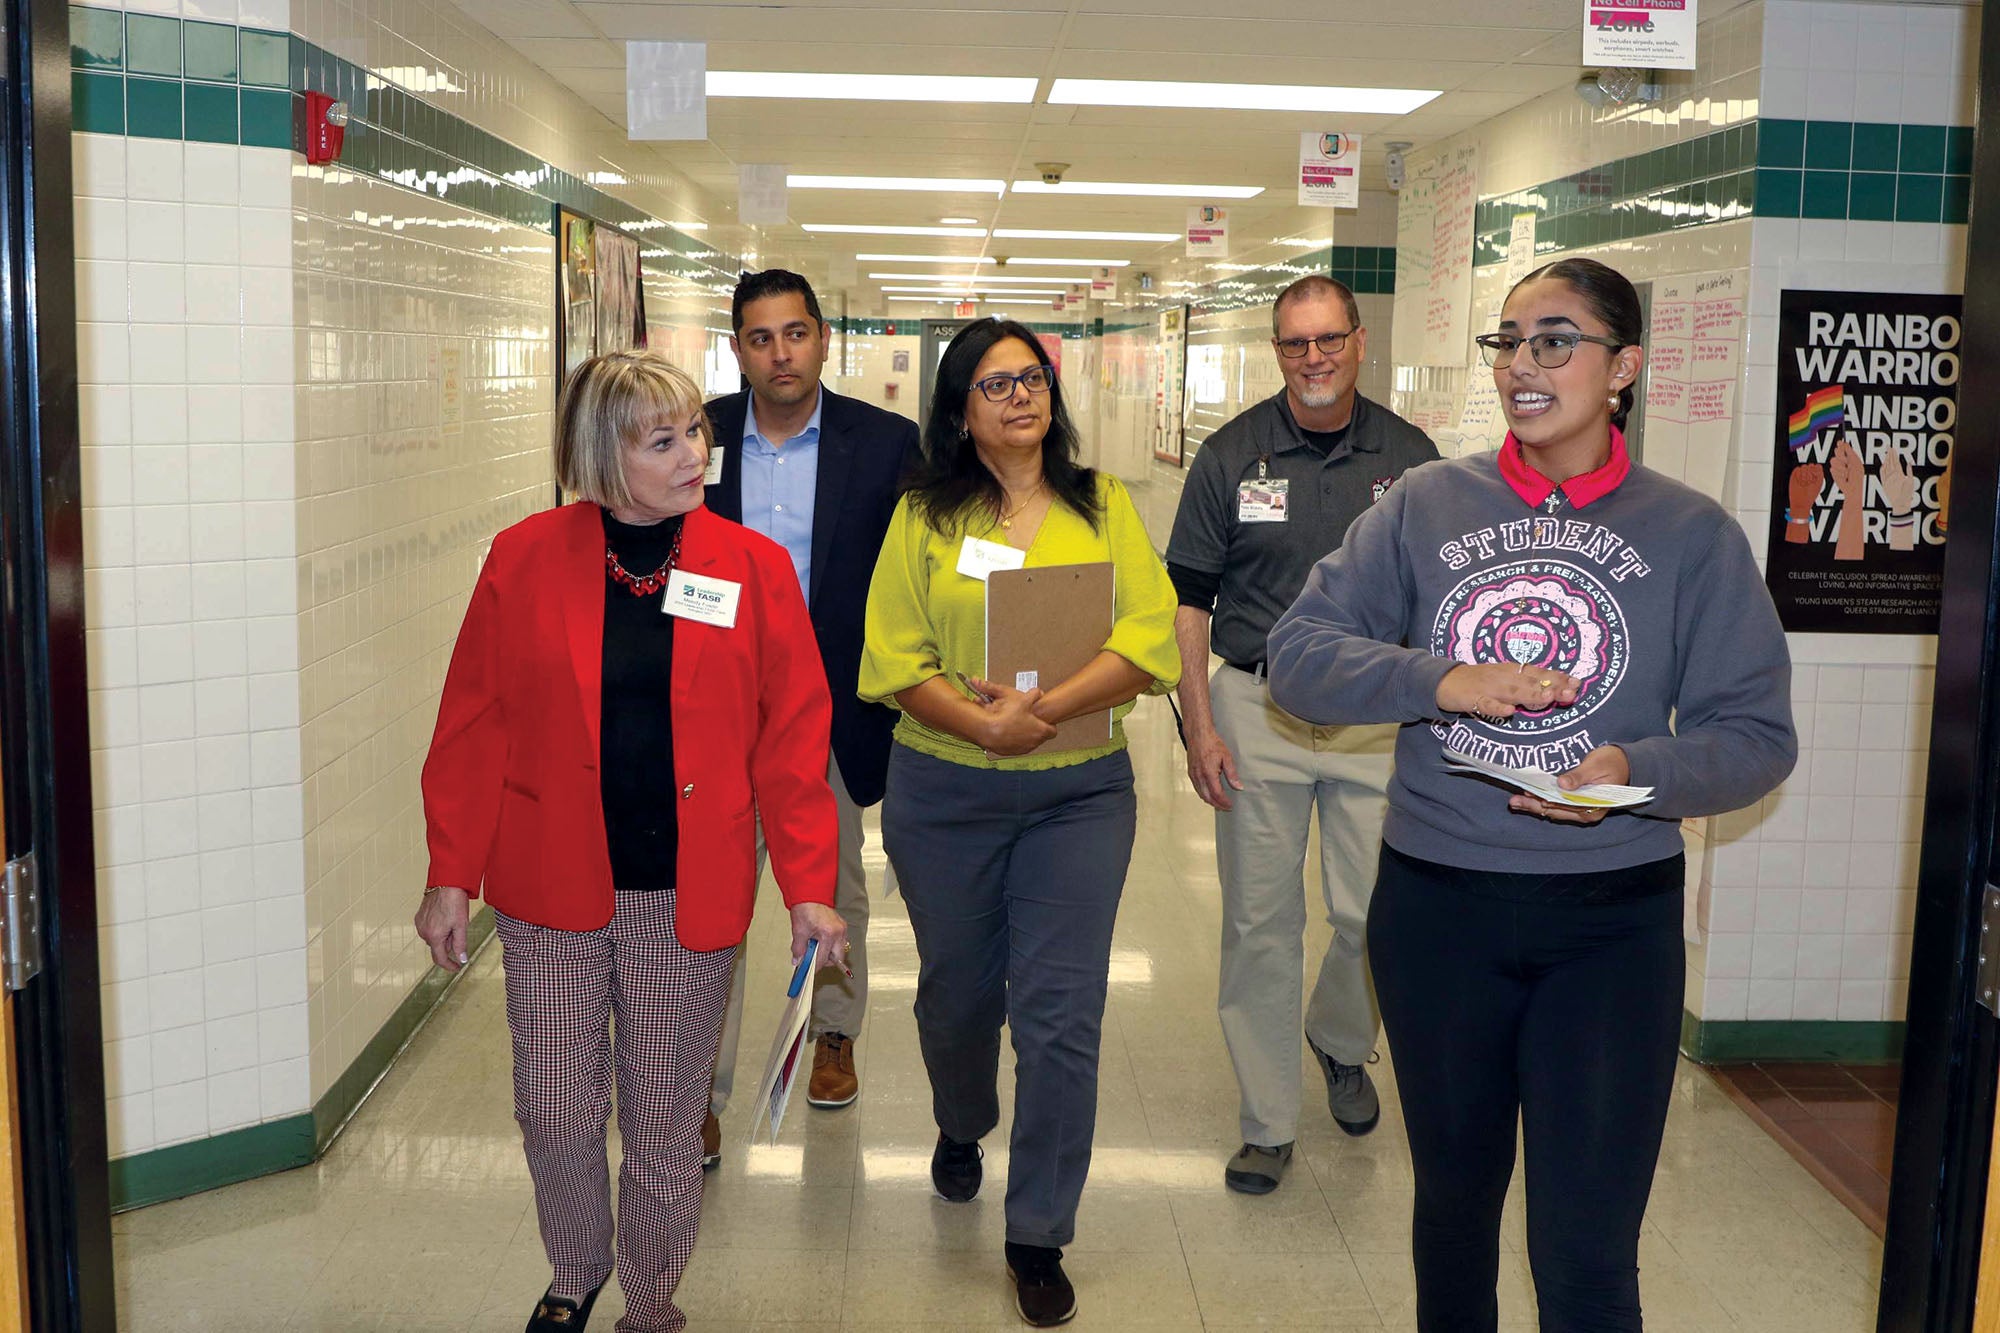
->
[1272,330,1354,359]
[971,365,1055,402]
[1475,331,1630,369]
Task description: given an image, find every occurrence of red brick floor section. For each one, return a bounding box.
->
[1705,1061,1898,1236]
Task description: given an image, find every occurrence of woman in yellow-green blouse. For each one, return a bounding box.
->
[860,318,1178,1330]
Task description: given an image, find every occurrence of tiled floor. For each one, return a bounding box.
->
[1705,1063,1900,1236]
[113,701,1886,1330]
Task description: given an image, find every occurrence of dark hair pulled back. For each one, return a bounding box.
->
[1508,257,1644,431]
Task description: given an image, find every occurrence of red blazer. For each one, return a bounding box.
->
[421,502,838,948]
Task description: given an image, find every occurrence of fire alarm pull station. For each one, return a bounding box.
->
[303,91,348,165]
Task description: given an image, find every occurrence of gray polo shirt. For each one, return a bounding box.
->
[1167,390,1438,666]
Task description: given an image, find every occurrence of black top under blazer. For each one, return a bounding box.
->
[704,386,921,808]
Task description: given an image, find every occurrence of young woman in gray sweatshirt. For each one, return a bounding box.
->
[1268,257,1796,1333]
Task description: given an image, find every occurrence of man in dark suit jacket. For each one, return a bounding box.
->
[703,269,919,1161]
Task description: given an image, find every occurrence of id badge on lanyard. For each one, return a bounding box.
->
[1237,454,1288,523]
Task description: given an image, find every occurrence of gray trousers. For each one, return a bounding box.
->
[1210,663,1393,1147]
[711,755,869,1115]
[881,743,1136,1249]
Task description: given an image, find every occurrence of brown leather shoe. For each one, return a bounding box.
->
[701,1111,721,1171]
[806,1032,859,1108]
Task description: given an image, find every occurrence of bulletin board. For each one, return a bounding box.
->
[555,207,650,394]
[1391,143,1480,368]
[1152,305,1191,466]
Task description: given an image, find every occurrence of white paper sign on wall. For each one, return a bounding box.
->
[1582,0,1698,72]
[626,42,708,140]
[738,164,789,225]
[1186,205,1230,259]
[1298,132,1362,209]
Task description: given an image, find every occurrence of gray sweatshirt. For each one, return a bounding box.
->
[1268,450,1797,874]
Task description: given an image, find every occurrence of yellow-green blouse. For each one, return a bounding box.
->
[859,473,1181,770]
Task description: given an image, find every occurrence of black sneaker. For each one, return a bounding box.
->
[526,1281,603,1331]
[931,1132,983,1202]
[1005,1241,1077,1327]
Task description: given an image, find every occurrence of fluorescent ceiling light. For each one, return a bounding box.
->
[869,273,1091,284]
[998,257,1131,267]
[993,228,1177,242]
[888,296,955,303]
[1010,180,1264,199]
[857,253,997,264]
[939,216,981,225]
[708,72,1036,103]
[1048,78,1438,115]
[789,175,1006,196]
[982,299,1071,307]
[804,224,988,237]
[881,286,1066,296]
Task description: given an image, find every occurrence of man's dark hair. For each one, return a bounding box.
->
[732,269,825,333]
[1271,274,1361,336]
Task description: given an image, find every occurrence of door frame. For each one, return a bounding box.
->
[1878,3,2000,1327]
[0,0,118,1324]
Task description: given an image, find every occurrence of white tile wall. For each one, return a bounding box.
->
[78,133,311,1154]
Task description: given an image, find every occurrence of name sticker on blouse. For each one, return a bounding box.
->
[703,448,726,485]
[955,535,1027,582]
[661,569,741,628]
[1237,478,1290,523]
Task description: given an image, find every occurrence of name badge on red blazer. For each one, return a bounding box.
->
[662,569,742,628]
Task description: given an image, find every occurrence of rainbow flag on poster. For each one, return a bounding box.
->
[1787,385,1845,453]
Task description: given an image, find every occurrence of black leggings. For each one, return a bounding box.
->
[1367,845,1685,1333]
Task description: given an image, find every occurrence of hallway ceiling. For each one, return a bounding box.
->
[447,0,1748,308]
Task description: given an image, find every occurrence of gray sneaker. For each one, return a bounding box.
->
[1224,1141,1293,1194]
[1310,1039,1381,1136]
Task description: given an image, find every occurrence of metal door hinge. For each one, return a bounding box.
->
[2,852,40,991]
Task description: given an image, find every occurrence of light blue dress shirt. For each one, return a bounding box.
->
[740,391,823,600]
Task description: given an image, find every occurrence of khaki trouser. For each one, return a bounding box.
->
[1210,663,1394,1147]
[710,756,869,1114]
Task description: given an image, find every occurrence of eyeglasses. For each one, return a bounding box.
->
[1272,330,1353,359]
[1475,331,1630,369]
[971,365,1055,401]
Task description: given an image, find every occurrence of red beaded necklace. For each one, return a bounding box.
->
[604,522,684,597]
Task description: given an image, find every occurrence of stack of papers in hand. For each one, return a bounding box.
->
[749,940,819,1145]
[1441,748,1654,809]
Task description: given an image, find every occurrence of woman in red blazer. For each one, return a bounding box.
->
[415,350,845,1333]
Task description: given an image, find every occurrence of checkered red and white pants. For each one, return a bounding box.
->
[495,889,735,1333]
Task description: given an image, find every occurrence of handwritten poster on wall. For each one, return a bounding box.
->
[1641,270,1745,499]
[1763,289,1960,634]
[1153,306,1190,466]
[1392,143,1480,367]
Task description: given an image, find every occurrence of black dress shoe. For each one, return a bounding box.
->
[527,1281,603,1331]
[931,1131,983,1202]
[1005,1241,1077,1327]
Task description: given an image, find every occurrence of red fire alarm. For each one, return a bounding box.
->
[303,91,347,165]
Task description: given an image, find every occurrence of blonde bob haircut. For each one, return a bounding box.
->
[554,349,710,510]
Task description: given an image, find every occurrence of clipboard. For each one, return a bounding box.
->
[747,939,818,1145]
[984,562,1115,759]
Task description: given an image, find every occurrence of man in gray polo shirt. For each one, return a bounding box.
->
[1166,274,1437,1194]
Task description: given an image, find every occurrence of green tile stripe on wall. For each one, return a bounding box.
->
[1474,123,1758,265]
[1754,118,1975,224]
[69,6,733,287]
[1472,118,1975,266]
[71,6,291,146]
[1678,1012,1905,1064]
[109,910,498,1210]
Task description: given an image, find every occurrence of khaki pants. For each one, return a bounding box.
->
[710,755,869,1114]
[1210,663,1394,1147]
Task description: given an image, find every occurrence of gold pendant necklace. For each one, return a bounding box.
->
[998,481,1044,531]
